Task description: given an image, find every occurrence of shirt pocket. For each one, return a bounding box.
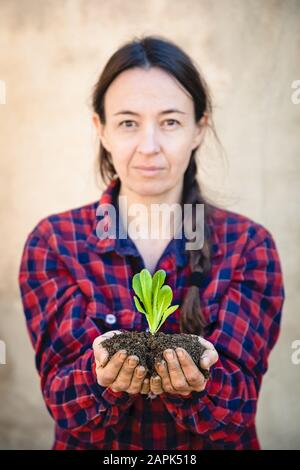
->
[87,296,138,334]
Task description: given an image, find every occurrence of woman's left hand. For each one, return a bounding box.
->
[150,337,219,396]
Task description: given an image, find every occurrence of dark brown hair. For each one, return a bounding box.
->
[92,35,220,336]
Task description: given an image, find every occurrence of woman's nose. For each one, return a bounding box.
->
[136,128,160,154]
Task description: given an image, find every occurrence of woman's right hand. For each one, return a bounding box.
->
[93,331,149,395]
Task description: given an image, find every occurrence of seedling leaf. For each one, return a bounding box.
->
[132,268,179,334]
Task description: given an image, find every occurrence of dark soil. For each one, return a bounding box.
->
[100,331,210,380]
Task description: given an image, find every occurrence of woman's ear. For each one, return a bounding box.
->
[92,112,111,152]
[191,112,209,151]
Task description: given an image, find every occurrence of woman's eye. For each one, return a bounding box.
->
[119,119,180,129]
[119,120,136,128]
[163,119,180,127]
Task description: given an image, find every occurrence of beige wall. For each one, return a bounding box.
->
[0,0,299,449]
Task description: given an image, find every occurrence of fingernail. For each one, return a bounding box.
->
[119,350,127,359]
[128,356,139,366]
[156,360,166,369]
[176,348,184,358]
[201,356,209,367]
[165,350,174,360]
[137,366,145,377]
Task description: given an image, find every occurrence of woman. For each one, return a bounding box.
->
[18,36,285,450]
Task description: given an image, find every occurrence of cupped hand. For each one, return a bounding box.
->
[93,331,148,395]
[150,336,219,396]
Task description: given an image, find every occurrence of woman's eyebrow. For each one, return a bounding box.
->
[113,109,187,116]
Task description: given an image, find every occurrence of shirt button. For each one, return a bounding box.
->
[105,314,117,325]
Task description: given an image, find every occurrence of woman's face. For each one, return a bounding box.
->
[93,66,207,198]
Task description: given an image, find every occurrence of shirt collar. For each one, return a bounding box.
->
[85,176,222,264]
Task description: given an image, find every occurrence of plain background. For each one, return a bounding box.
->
[0,0,299,449]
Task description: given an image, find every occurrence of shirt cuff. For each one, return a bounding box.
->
[101,387,139,406]
[159,389,208,405]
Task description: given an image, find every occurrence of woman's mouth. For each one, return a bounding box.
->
[134,166,165,176]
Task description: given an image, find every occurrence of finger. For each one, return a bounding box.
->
[150,374,164,395]
[200,349,219,369]
[93,341,109,367]
[93,330,123,349]
[97,349,128,387]
[141,378,150,395]
[111,355,140,391]
[93,331,123,365]
[163,349,189,391]
[155,359,176,393]
[197,337,219,369]
[98,350,109,368]
[175,348,206,392]
[197,337,216,350]
[127,365,148,394]
[200,351,218,369]
[198,337,218,357]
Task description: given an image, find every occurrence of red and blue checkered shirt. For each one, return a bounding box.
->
[18,177,285,450]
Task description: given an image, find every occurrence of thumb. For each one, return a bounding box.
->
[93,330,122,365]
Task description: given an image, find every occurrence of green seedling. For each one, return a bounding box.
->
[132,268,179,334]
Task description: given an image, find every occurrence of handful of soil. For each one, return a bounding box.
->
[100,331,210,379]
[99,268,210,385]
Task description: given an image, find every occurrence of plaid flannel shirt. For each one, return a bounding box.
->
[18,177,285,450]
